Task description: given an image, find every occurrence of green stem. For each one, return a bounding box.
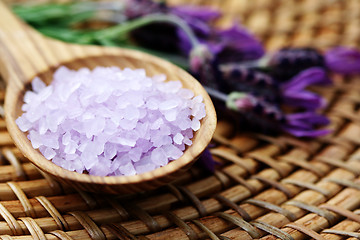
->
[94,14,199,48]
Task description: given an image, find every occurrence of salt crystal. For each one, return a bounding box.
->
[17,66,206,176]
[118,118,137,130]
[28,130,42,149]
[38,86,53,101]
[164,109,177,122]
[146,98,159,110]
[110,136,137,147]
[119,161,136,175]
[173,133,184,145]
[151,147,168,166]
[123,106,140,120]
[134,157,157,174]
[23,91,39,105]
[43,147,56,160]
[183,136,193,146]
[193,103,206,119]
[150,118,163,130]
[64,141,77,154]
[159,99,179,111]
[104,143,117,159]
[43,133,59,149]
[152,74,166,82]
[163,144,183,160]
[31,77,46,93]
[62,132,71,146]
[128,148,142,162]
[178,88,194,99]
[191,119,201,131]
[178,118,192,131]
[15,116,32,132]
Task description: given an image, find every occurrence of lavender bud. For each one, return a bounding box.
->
[220,64,280,102]
[325,47,360,74]
[226,92,285,122]
[124,0,167,19]
[190,44,221,89]
[269,47,325,81]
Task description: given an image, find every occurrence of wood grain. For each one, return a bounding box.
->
[0,2,216,194]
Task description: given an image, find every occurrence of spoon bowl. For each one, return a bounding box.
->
[0,3,216,194]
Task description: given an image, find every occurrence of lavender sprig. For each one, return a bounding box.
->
[206,87,330,137]
[218,64,330,111]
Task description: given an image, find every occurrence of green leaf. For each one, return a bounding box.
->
[38,27,96,44]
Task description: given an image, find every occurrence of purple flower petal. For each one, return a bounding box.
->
[281,67,331,92]
[325,47,360,74]
[282,90,326,110]
[282,127,330,138]
[210,24,265,62]
[286,112,330,125]
[171,5,220,54]
[282,112,330,137]
[171,5,220,22]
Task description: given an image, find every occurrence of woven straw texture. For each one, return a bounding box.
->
[1,0,360,239]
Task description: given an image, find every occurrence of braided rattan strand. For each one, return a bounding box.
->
[285,223,326,240]
[323,229,360,239]
[0,163,41,183]
[0,180,73,201]
[1,149,26,181]
[319,210,360,239]
[259,188,360,240]
[215,168,352,239]
[35,196,69,231]
[49,230,73,240]
[164,212,198,240]
[4,228,117,240]
[19,217,46,240]
[0,138,350,237]
[68,211,105,240]
[109,115,352,238]
[0,203,23,236]
[149,142,352,239]
[6,182,35,218]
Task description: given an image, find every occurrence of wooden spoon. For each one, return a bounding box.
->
[0,2,216,194]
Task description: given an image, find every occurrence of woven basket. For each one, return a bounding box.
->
[1,0,360,239]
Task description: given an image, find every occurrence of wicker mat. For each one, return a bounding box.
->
[1,0,360,239]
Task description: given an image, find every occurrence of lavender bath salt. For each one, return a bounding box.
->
[16,66,206,176]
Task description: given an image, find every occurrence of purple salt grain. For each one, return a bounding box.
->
[17,66,206,176]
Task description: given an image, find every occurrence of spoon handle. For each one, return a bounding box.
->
[0,2,103,88]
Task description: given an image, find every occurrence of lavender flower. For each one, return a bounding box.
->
[171,5,220,35]
[123,0,221,54]
[125,0,264,64]
[269,47,325,81]
[283,112,330,137]
[325,47,360,74]
[205,87,329,137]
[189,44,221,90]
[226,92,285,121]
[220,64,279,102]
[281,67,331,110]
[179,23,264,63]
[209,24,265,63]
